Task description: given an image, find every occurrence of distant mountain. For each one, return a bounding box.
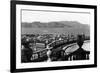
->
[21,21,90,36]
[22,21,72,28]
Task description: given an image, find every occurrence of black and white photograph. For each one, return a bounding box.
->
[11,1,97,72]
[21,10,90,63]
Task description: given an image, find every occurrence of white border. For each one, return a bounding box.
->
[16,4,95,69]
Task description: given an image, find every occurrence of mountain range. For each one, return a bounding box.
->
[21,21,90,36]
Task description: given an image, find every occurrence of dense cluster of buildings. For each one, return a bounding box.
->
[21,33,90,62]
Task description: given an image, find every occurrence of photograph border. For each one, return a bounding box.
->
[10,0,97,72]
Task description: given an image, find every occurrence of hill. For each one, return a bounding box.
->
[21,21,90,36]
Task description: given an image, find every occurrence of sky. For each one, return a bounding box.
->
[22,10,90,25]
